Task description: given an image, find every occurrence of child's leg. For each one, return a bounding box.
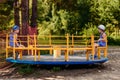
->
[15,51,19,59]
[17,45,24,59]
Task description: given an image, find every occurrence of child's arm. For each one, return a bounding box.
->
[98,33,106,42]
[14,34,20,47]
[15,34,25,47]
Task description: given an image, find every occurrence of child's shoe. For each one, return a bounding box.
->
[94,55,98,59]
[90,55,98,59]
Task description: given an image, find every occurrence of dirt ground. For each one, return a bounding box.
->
[0,46,120,80]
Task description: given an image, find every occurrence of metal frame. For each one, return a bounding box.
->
[6,34,108,64]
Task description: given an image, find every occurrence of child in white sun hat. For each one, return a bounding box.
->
[94,24,107,58]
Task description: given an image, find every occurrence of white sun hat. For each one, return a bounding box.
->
[98,24,105,30]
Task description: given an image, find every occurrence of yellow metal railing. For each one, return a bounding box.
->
[6,34,108,61]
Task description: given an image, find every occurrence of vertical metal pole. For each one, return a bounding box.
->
[86,50,89,61]
[20,50,22,60]
[104,37,108,58]
[71,34,74,54]
[34,34,37,61]
[65,34,69,61]
[38,50,40,61]
[98,48,100,59]
[91,35,94,60]
[49,34,52,55]
[6,34,8,58]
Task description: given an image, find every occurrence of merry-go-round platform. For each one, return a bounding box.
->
[6,55,108,65]
[6,34,108,65]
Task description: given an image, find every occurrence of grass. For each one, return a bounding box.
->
[51,67,61,72]
[16,64,34,75]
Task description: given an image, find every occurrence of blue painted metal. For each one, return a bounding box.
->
[6,58,108,65]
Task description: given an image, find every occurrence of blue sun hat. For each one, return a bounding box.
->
[12,25,19,30]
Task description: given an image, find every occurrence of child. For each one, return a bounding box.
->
[9,25,24,59]
[94,24,106,58]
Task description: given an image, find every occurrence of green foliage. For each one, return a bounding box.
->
[0,0,120,46]
[37,0,120,36]
[0,1,14,30]
[17,64,34,75]
[40,50,49,55]
[108,37,120,46]
[37,0,92,35]
[82,23,99,36]
[90,0,120,34]
[51,67,61,72]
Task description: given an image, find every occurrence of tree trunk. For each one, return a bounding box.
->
[21,0,29,35]
[31,0,37,28]
[21,0,29,47]
[29,0,37,35]
[14,0,20,27]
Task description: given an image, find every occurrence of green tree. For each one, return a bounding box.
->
[0,0,14,30]
[90,0,120,35]
[37,0,92,35]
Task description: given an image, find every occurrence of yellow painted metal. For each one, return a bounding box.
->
[31,47,34,55]
[6,34,8,58]
[86,50,89,61]
[104,37,108,58]
[69,47,92,50]
[34,34,37,61]
[20,50,22,60]
[38,50,40,60]
[49,34,52,55]
[6,34,108,62]
[98,48,101,59]
[53,46,61,59]
[91,35,95,60]
[70,34,74,54]
[65,34,69,61]
[104,48,107,58]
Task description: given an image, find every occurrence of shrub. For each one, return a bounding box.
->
[107,37,120,46]
[17,64,34,75]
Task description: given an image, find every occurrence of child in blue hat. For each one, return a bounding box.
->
[9,25,20,47]
[9,25,24,59]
